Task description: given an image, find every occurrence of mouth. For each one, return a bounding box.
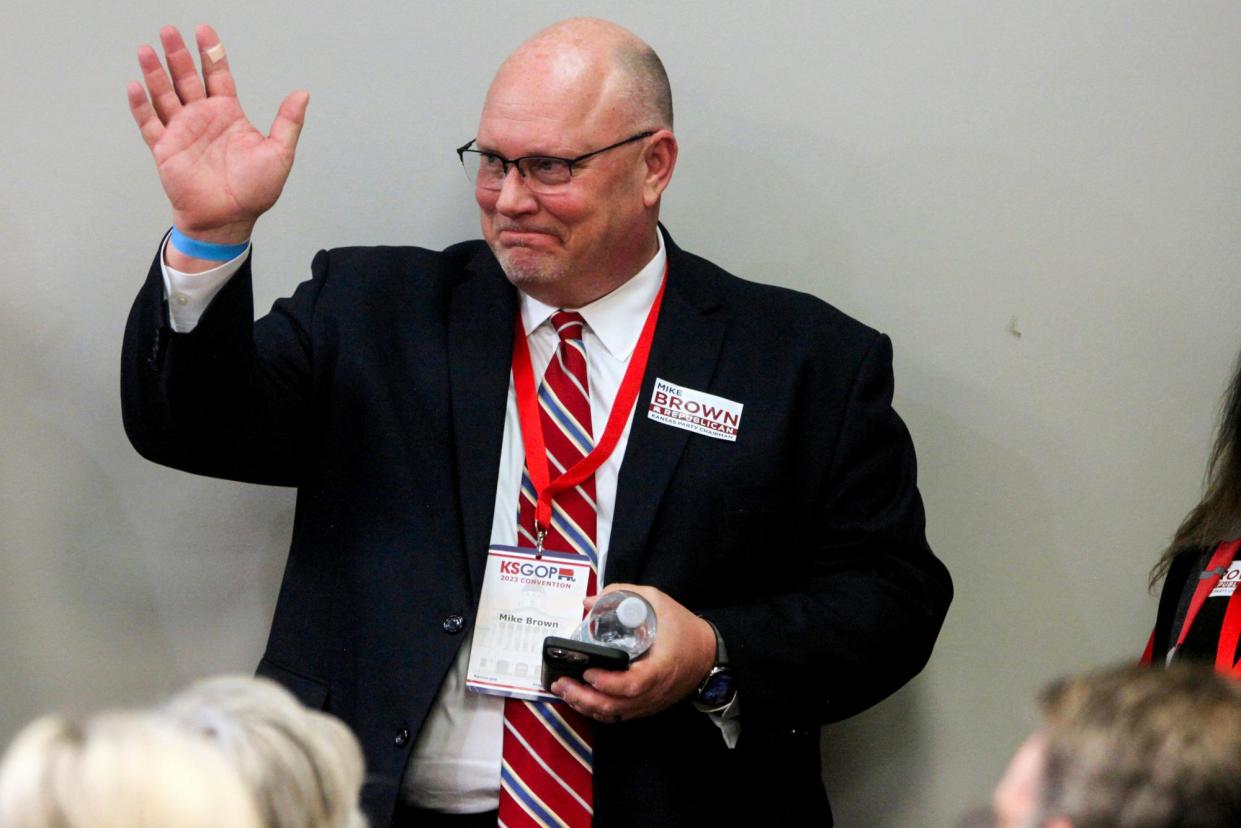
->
[496,227,559,247]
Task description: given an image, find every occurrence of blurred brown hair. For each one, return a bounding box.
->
[1037,662,1241,827]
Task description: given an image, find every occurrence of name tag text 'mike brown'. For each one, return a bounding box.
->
[647,378,743,442]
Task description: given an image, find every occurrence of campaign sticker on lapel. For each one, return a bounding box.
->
[647,378,743,442]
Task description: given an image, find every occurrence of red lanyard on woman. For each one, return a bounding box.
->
[510,264,668,555]
[1157,539,1241,675]
[1216,546,1241,678]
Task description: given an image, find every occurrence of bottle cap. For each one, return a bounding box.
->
[616,595,648,629]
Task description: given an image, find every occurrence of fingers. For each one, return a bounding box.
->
[552,678,628,723]
[136,44,181,123]
[159,26,206,105]
[581,662,649,698]
[135,25,211,125]
[195,24,237,97]
[268,90,310,154]
[553,660,659,722]
[126,81,165,149]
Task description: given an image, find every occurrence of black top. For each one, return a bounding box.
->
[1153,544,1241,666]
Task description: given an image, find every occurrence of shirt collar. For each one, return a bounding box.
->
[519,227,667,361]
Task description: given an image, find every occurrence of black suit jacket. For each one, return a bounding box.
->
[122,229,952,826]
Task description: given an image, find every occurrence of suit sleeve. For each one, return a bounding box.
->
[701,332,953,729]
[121,245,332,487]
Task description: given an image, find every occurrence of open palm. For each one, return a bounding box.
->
[128,25,308,242]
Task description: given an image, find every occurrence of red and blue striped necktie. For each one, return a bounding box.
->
[499,310,598,828]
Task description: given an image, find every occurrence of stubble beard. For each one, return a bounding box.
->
[494,245,569,296]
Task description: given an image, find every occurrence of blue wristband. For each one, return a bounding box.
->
[169,226,250,262]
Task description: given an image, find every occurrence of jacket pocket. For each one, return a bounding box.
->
[256,655,331,711]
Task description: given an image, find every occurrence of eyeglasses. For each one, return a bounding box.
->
[456,131,654,194]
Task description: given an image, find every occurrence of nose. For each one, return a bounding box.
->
[494,164,538,217]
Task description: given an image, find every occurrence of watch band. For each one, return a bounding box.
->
[693,620,737,713]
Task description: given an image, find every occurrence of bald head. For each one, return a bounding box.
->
[488,18,672,132]
[472,18,679,308]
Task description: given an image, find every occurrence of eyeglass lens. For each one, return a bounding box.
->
[461,153,572,192]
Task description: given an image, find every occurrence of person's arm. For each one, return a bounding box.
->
[700,332,952,727]
[553,332,952,731]
[159,231,249,332]
[122,24,315,485]
[122,242,331,487]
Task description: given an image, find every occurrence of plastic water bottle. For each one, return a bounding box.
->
[572,590,657,657]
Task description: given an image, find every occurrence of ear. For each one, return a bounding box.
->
[641,130,678,207]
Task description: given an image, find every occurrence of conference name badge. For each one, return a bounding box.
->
[1210,560,1241,598]
[647,378,743,442]
[466,545,592,701]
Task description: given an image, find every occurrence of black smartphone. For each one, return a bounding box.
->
[541,636,630,689]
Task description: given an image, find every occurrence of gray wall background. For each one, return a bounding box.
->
[3,1,1240,824]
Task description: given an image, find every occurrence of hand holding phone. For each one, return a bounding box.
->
[541,636,630,689]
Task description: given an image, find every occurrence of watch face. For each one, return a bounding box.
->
[698,670,735,707]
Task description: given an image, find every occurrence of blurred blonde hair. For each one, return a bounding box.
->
[0,710,262,828]
[165,675,367,828]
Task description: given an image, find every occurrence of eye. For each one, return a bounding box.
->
[528,157,570,181]
[479,153,506,171]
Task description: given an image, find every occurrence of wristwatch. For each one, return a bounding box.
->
[693,620,737,713]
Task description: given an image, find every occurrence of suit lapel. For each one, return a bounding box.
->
[448,247,517,603]
[605,235,728,585]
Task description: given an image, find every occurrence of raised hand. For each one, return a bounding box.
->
[128,24,309,246]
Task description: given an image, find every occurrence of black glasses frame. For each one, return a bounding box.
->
[456,131,655,186]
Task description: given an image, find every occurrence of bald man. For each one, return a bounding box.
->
[122,18,952,827]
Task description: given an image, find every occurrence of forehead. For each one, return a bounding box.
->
[476,47,626,155]
[994,733,1045,826]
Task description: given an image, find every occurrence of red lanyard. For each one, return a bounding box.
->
[1218,553,1241,678]
[510,264,668,555]
[1171,539,1241,675]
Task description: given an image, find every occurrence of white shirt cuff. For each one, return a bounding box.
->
[708,694,741,748]
[159,232,250,333]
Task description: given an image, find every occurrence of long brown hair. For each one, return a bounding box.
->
[1151,350,1241,588]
